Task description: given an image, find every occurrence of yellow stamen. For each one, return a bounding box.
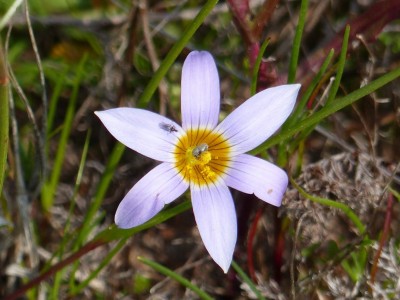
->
[174,127,231,186]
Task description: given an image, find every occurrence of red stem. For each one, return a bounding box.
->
[227,0,254,45]
[274,215,284,283]
[247,207,264,282]
[370,193,394,285]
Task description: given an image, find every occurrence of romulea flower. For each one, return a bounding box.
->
[95,51,300,273]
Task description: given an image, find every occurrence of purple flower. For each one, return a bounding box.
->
[95,51,300,272]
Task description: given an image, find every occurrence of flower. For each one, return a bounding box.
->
[95,51,300,272]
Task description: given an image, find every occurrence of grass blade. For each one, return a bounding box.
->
[287,0,308,83]
[138,256,214,300]
[277,48,335,165]
[72,142,126,249]
[231,261,266,300]
[285,49,335,129]
[0,0,23,31]
[326,25,350,104]
[0,43,8,194]
[41,54,88,211]
[71,237,128,295]
[49,130,92,299]
[47,66,68,139]
[68,141,125,288]
[251,38,270,95]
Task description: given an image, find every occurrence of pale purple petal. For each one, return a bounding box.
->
[95,108,183,162]
[191,180,237,273]
[115,163,189,228]
[224,154,287,207]
[215,84,300,154]
[181,51,220,130]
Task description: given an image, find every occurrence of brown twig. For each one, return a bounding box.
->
[117,3,139,104]
[252,0,281,39]
[3,240,105,300]
[140,0,169,116]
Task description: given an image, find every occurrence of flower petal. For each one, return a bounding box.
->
[191,181,237,273]
[215,84,300,154]
[181,51,220,130]
[224,154,287,206]
[115,163,189,228]
[95,108,183,162]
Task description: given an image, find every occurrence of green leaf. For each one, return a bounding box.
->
[341,245,368,283]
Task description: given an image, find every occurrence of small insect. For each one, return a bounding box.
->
[192,143,209,158]
[159,122,178,133]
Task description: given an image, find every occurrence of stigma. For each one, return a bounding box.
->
[192,143,209,158]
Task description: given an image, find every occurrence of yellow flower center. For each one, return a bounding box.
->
[174,127,231,186]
